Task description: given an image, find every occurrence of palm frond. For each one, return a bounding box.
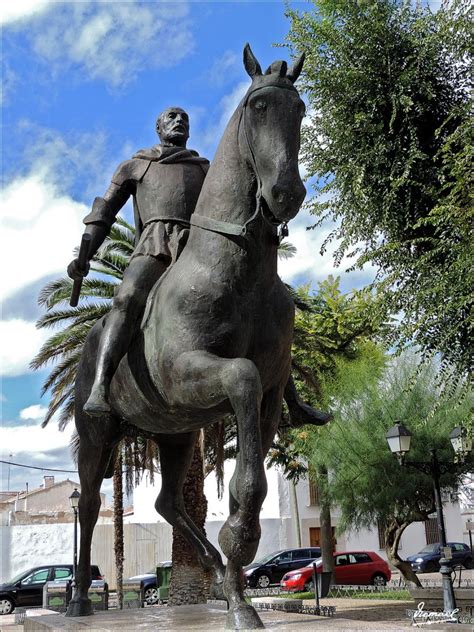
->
[36,303,110,330]
[31,323,93,369]
[41,349,83,395]
[278,240,297,260]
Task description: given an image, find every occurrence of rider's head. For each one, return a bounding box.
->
[156,107,190,148]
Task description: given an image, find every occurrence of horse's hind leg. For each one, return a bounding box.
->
[168,351,267,629]
[155,432,226,599]
[66,418,120,617]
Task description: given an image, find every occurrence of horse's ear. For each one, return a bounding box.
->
[287,52,305,83]
[243,43,262,79]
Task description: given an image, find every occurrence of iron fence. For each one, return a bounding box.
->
[253,601,336,617]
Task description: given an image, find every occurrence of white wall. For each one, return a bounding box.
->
[131,461,282,524]
[288,473,467,561]
[0,524,75,583]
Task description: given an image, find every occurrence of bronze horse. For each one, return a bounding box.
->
[68,45,311,629]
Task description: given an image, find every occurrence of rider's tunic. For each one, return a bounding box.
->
[84,144,209,264]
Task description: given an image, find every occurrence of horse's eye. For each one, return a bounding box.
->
[253,100,267,112]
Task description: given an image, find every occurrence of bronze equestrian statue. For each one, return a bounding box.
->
[66,45,327,629]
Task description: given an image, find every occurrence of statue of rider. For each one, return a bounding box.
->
[67,107,209,416]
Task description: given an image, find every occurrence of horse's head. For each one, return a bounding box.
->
[239,44,306,226]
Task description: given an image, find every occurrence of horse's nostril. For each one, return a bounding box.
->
[272,185,286,204]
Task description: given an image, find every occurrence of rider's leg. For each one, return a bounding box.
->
[84,255,168,415]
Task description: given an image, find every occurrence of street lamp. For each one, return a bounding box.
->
[385,423,472,615]
[449,426,473,460]
[69,488,80,593]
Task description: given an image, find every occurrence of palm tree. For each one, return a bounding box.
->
[31,217,207,605]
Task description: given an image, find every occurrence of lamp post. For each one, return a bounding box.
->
[69,488,80,593]
[385,422,472,614]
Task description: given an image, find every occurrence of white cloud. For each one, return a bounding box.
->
[0,172,87,303]
[201,81,249,149]
[0,0,53,26]
[0,421,74,461]
[279,208,376,290]
[19,404,48,421]
[0,320,50,377]
[25,1,194,88]
[206,50,240,86]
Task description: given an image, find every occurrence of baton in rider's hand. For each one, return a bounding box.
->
[69,234,92,307]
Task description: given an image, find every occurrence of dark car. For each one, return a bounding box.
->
[125,570,159,605]
[0,564,105,615]
[406,542,473,573]
[244,547,321,588]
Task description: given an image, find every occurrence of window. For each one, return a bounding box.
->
[424,518,440,545]
[54,568,72,580]
[309,478,320,505]
[22,569,49,585]
[353,553,371,563]
[335,554,349,566]
[293,549,310,560]
[453,543,467,552]
[275,551,292,563]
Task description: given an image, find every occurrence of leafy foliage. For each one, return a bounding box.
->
[268,276,386,478]
[295,352,474,533]
[285,0,473,374]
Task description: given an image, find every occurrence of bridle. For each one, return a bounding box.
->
[190,83,298,242]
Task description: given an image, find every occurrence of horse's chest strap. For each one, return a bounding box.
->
[190,213,248,237]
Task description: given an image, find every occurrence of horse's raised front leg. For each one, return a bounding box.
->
[169,351,267,629]
[155,432,226,600]
[66,425,119,617]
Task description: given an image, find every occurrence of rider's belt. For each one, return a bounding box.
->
[83,197,116,229]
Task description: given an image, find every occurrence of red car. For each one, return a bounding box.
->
[280,551,391,592]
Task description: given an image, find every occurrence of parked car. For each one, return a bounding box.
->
[406,542,473,573]
[125,570,159,605]
[280,551,391,592]
[0,564,105,615]
[244,547,321,588]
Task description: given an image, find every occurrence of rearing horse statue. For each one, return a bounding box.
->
[68,45,309,629]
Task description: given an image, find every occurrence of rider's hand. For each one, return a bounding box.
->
[67,258,90,280]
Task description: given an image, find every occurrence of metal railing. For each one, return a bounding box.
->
[253,601,336,617]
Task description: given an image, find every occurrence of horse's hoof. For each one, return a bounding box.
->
[65,597,93,617]
[226,604,265,630]
[83,394,111,417]
[209,578,226,601]
[288,401,332,427]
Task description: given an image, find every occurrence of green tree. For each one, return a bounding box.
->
[285,0,473,375]
[297,351,473,586]
[31,218,208,605]
[268,277,386,577]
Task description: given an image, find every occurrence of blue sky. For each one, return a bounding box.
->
[0,0,401,500]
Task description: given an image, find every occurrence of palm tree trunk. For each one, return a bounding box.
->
[290,480,301,547]
[385,518,422,587]
[168,438,210,605]
[113,450,124,609]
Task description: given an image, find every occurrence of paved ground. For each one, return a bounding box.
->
[1,570,470,632]
[0,599,468,632]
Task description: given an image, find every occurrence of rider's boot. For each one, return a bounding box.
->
[284,375,332,428]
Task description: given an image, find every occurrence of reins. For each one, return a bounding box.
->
[190,84,293,242]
